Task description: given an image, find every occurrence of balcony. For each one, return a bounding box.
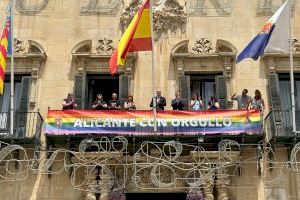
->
[264,109,300,141]
[45,109,263,138]
[0,111,43,143]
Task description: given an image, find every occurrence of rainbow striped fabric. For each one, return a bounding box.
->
[44,110,262,136]
[109,0,152,75]
[0,7,11,94]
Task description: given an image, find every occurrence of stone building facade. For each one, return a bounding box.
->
[0,0,300,200]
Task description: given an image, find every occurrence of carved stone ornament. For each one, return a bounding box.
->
[257,0,296,16]
[15,0,49,15]
[293,38,300,53]
[13,38,26,55]
[80,0,122,15]
[187,0,233,17]
[120,0,187,41]
[95,38,114,55]
[190,38,213,54]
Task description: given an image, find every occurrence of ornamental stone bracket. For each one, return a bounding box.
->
[120,0,187,41]
[6,39,47,108]
[15,0,55,16]
[72,39,137,77]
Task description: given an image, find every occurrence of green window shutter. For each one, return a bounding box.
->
[179,75,191,110]
[268,73,285,136]
[215,75,227,109]
[119,75,130,106]
[74,74,86,109]
[16,76,32,137]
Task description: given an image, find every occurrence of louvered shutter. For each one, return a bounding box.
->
[268,73,285,136]
[215,75,227,109]
[16,76,31,137]
[119,75,130,107]
[179,75,191,110]
[74,74,86,109]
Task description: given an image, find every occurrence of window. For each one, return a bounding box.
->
[86,75,119,109]
[73,74,130,110]
[190,74,221,109]
[0,75,31,136]
[278,73,300,129]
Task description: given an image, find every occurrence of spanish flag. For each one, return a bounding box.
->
[0,7,11,94]
[109,0,152,75]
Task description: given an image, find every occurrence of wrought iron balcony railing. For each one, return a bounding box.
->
[264,109,300,139]
[0,111,43,141]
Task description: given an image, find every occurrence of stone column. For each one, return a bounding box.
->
[216,173,230,200]
[202,174,215,200]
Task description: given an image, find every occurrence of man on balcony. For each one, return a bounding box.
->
[231,89,251,109]
[150,90,166,110]
[108,93,121,110]
[171,91,184,110]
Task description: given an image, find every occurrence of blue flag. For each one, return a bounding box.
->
[237,1,289,63]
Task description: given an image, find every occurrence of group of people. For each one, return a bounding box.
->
[62,88,265,112]
[62,93,136,110]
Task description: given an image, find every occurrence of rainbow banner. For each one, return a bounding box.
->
[44,110,262,136]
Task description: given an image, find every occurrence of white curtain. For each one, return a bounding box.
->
[203,82,215,109]
[279,81,292,128]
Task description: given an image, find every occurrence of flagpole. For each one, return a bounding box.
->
[288,0,297,134]
[10,0,14,139]
[149,0,157,133]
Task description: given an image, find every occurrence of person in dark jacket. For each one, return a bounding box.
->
[150,90,166,110]
[62,93,77,110]
[171,91,184,110]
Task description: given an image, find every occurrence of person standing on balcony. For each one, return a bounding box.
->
[171,91,184,110]
[124,95,136,110]
[190,93,203,111]
[108,93,121,110]
[150,90,166,110]
[207,96,220,110]
[62,93,77,110]
[91,94,107,110]
[250,90,265,112]
[231,89,251,109]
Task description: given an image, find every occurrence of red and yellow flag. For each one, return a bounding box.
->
[109,0,152,75]
[0,9,11,94]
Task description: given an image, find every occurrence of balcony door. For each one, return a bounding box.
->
[278,73,300,130]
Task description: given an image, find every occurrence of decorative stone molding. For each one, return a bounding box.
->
[80,0,122,16]
[187,0,233,17]
[15,0,49,15]
[120,0,187,40]
[223,56,234,78]
[190,38,213,54]
[75,58,87,76]
[72,40,136,77]
[293,38,300,53]
[95,38,114,55]
[257,0,296,16]
[216,173,230,200]
[13,38,27,55]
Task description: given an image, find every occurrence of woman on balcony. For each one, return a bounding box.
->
[91,94,107,110]
[124,95,136,110]
[250,90,265,112]
[207,96,220,110]
[190,93,203,111]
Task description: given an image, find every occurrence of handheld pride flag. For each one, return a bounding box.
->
[0,7,11,94]
[237,1,289,63]
[109,0,152,75]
